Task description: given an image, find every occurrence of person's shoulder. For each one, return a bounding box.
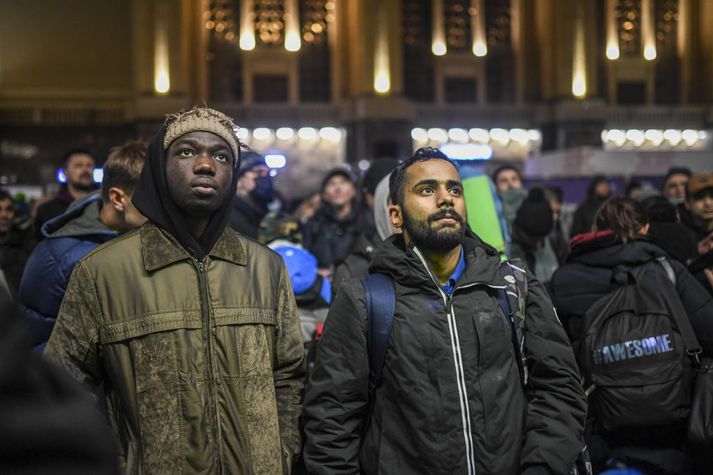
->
[225,227,283,268]
[79,227,142,268]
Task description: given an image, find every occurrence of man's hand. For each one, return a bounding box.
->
[698,232,713,256]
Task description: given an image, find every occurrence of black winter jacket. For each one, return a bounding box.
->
[302,234,586,475]
[550,233,713,355]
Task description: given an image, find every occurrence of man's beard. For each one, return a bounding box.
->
[71,175,95,191]
[403,206,465,252]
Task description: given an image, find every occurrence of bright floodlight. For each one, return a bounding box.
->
[448,128,469,143]
[265,154,287,169]
[298,127,318,141]
[276,127,295,140]
[411,128,428,142]
[468,128,489,143]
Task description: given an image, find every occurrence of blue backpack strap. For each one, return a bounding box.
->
[361,273,396,393]
[497,260,529,386]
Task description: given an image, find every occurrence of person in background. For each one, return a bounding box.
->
[227,151,274,239]
[0,190,36,298]
[35,149,96,239]
[19,142,147,351]
[492,165,527,236]
[492,164,523,194]
[679,173,713,256]
[640,195,698,265]
[662,167,692,205]
[570,175,612,237]
[302,167,375,274]
[510,188,568,284]
[294,191,321,225]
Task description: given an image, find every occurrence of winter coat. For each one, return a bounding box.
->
[301,202,375,268]
[0,220,36,297]
[332,234,377,296]
[227,195,269,240]
[549,233,713,355]
[302,234,586,475]
[34,189,75,239]
[19,192,116,350]
[45,222,304,474]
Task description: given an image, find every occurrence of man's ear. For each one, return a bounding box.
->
[389,204,403,230]
[107,187,126,212]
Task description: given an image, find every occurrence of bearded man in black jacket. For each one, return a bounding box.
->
[302,147,586,475]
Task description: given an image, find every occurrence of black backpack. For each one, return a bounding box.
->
[579,257,702,432]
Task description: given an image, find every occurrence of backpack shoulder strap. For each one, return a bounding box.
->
[361,273,396,394]
[497,259,529,386]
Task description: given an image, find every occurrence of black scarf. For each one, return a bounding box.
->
[132,127,240,260]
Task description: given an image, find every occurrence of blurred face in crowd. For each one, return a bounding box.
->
[495,169,522,193]
[323,175,355,208]
[392,159,467,252]
[664,173,689,203]
[689,189,713,224]
[64,153,95,191]
[549,199,562,222]
[166,131,234,221]
[237,164,270,194]
[0,197,15,234]
[594,180,611,199]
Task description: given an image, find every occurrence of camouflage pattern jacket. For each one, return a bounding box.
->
[45,222,304,474]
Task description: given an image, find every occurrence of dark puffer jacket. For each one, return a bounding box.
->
[19,192,116,350]
[302,234,586,475]
[549,232,713,354]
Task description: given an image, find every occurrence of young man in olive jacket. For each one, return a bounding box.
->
[302,148,586,475]
[46,107,304,474]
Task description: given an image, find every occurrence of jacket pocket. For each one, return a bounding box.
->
[213,307,277,377]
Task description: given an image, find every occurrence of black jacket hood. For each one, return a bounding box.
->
[369,231,502,291]
[131,127,240,260]
[569,234,667,269]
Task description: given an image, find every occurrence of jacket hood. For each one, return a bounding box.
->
[568,232,666,269]
[131,126,240,260]
[42,191,116,240]
[369,231,503,291]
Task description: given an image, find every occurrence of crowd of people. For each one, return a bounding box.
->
[1,105,713,474]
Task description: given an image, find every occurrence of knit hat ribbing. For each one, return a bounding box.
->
[163,106,241,160]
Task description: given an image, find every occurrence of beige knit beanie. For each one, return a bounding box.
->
[163,106,241,160]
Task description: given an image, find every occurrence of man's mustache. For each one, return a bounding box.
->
[428,208,464,224]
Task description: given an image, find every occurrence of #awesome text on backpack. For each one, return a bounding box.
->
[579,257,702,432]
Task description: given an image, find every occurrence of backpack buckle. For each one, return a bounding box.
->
[687,349,702,366]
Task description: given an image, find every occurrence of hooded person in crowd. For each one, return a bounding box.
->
[20,142,147,351]
[492,164,527,234]
[227,150,274,239]
[35,149,96,239]
[302,147,586,475]
[45,107,304,473]
[662,167,692,205]
[510,188,568,284]
[0,190,35,298]
[302,167,375,273]
[640,195,698,265]
[570,175,612,237]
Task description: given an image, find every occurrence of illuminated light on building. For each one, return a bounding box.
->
[441,143,493,160]
[431,0,447,56]
[239,0,256,50]
[468,128,490,143]
[427,128,448,143]
[319,127,342,142]
[154,0,170,94]
[448,128,469,143]
[265,154,287,169]
[358,159,371,171]
[644,129,664,146]
[663,129,682,146]
[625,129,645,146]
[284,0,301,52]
[276,127,295,140]
[607,129,626,147]
[373,4,391,94]
[471,0,487,57]
[253,128,272,141]
[298,127,318,141]
[572,6,587,98]
[528,129,542,143]
[489,128,510,144]
[642,0,657,61]
[411,128,428,142]
[605,0,619,60]
[682,129,699,146]
[236,128,250,142]
[509,128,529,145]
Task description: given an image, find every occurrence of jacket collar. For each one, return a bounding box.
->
[141,222,247,272]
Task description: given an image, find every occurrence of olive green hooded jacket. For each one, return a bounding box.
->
[45,222,304,474]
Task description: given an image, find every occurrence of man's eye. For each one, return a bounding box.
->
[179,149,194,158]
[450,187,463,195]
[214,153,228,162]
[420,187,434,194]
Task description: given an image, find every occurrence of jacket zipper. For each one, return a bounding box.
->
[411,247,483,475]
[196,257,224,473]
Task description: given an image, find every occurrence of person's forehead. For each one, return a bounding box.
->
[0,198,13,207]
[326,175,352,186]
[406,159,460,185]
[68,153,94,164]
[667,174,688,184]
[498,169,519,180]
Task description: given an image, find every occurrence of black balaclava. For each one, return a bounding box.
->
[132,123,241,260]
